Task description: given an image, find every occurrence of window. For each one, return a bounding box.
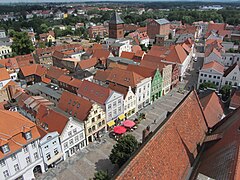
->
[108,112,112,118]
[88,128,92,133]
[68,131,72,137]
[216,82,219,86]
[200,73,203,77]
[75,136,79,142]
[52,141,57,145]
[92,117,95,123]
[14,164,20,172]
[94,110,98,114]
[64,142,68,150]
[31,141,36,148]
[213,76,216,79]
[11,154,16,160]
[118,106,121,112]
[3,170,9,178]
[79,133,84,139]
[26,156,31,164]
[46,153,51,160]
[23,146,28,153]
[204,74,207,77]
[54,148,59,155]
[200,79,202,83]
[25,132,32,140]
[73,128,77,134]
[118,99,121,104]
[92,126,96,131]
[217,76,220,79]
[113,101,116,107]
[98,122,101,127]
[0,159,5,166]
[69,139,73,145]
[1,144,10,154]
[108,104,111,109]
[45,145,49,150]
[34,152,38,160]
[98,114,101,119]
[113,109,117,115]
[209,75,212,78]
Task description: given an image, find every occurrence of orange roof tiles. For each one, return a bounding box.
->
[20,64,47,77]
[0,110,40,159]
[36,105,69,134]
[200,92,224,128]
[197,107,240,179]
[131,45,142,53]
[78,57,98,69]
[120,51,135,60]
[202,61,224,74]
[127,64,155,78]
[77,80,112,105]
[108,62,128,70]
[58,75,82,88]
[107,68,145,88]
[46,66,68,80]
[94,70,111,82]
[165,45,188,64]
[116,91,208,179]
[0,57,19,70]
[92,49,110,59]
[58,91,92,121]
[0,67,10,81]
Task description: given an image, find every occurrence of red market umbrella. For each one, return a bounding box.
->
[113,126,127,134]
[123,120,135,128]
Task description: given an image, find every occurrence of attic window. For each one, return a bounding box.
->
[69,110,72,115]
[1,144,10,154]
[73,101,76,106]
[68,99,72,105]
[77,103,80,108]
[24,131,32,140]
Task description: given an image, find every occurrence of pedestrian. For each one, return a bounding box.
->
[153,119,157,124]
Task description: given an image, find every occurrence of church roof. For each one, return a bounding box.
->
[110,12,124,24]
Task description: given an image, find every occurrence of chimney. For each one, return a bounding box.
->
[142,125,151,143]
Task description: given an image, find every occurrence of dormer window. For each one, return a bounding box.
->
[24,132,32,140]
[1,144,10,154]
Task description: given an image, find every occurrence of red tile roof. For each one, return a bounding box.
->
[127,64,155,78]
[197,107,240,179]
[116,91,208,179]
[107,68,145,88]
[36,105,68,134]
[165,45,188,64]
[200,92,224,128]
[120,51,135,60]
[0,67,10,81]
[58,91,92,121]
[0,57,19,70]
[93,70,111,82]
[108,84,129,98]
[202,61,224,74]
[46,66,68,80]
[92,49,110,59]
[20,64,47,77]
[78,57,98,69]
[131,45,142,53]
[77,80,112,105]
[0,110,40,159]
[58,75,82,88]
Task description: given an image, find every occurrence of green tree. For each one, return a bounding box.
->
[11,32,35,55]
[109,134,139,167]
[95,35,101,42]
[93,170,109,180]
[40,24,49,34]
[220,85,232,101]
[199,82,217,90]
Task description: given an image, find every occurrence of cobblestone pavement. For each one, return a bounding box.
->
[37,61,200,180]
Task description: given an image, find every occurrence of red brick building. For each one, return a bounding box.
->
[147,18,170,40]
[88,25,108,38]
[109,12,124,39]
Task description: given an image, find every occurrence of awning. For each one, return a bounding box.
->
[118,114,125,121]
[123,120,135,128]
[45,152,64,166]
[107,120,115,127]
[114,126,127,134]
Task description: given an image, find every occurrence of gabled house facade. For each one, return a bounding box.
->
[221,62,240,88]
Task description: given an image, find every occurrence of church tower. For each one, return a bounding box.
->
[109,12,124,39]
